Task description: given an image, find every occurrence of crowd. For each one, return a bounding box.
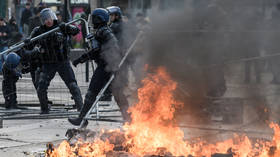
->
[0,2,58,52]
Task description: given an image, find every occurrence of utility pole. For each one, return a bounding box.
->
[64,0,70,22]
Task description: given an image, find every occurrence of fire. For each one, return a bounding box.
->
[122,66,187,156]
[46,66,280,157]
[46,139,114,157]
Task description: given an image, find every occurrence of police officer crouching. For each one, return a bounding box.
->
[68,8,129,126]
[2,47,40,109]
[27,8,83,114]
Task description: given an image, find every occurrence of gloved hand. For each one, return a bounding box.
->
[33,45,42,53]
[59,22,67,33]
[21,68,30,74]
[21,65,30,74]
[15,70,22,78]
[24,38,31,45]
[72,58,81,67]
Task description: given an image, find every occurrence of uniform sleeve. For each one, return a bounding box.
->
[30,26,40,38]
[24,26,40,50]
[65,24,80,36]
[77,39,101,63]
[110,22,121,34]
[101,28,117,43]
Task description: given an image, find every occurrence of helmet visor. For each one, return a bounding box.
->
[40,9,57,24]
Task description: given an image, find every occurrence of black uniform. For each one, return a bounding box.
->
[101,19,124,101]
[29,20,83,113]
[2,48,39,109]
[2,65,20,109]
[69,25,129,125]
[109,19,130,121]
[109,20,124,48]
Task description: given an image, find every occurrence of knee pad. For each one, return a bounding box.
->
[37,74,49,94]
[68,82,79,92]
[68,82,82,97]
[68,82,83,106]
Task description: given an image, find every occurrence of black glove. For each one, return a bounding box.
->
[21,66,30,74]
[33,45,41,53]
[24,38,31,45]
[72,58,81,67]
[14,70,22,78]
[59,22,67,33]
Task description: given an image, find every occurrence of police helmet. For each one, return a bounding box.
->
[107,6,122,17]
[91,8,109,25]
[40,8,57,24]
[5,52,21,70]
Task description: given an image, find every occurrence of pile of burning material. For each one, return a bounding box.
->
[45,67,280,157]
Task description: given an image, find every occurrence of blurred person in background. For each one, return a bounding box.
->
[29,7,41,35]
[8,17,23,46]
[0,17,10,52]
[20,2,32,38]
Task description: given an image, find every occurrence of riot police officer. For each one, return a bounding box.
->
[106,6,130,120]
[28,8,83,114]
[2,47,40,109]
[99,6,124,101]
[107,6,124,47]
[2,52,21,109]
[68,8,129,126]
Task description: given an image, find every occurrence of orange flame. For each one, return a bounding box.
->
[46,139,114,157]
[123,66,188,156]
[46,66,280,157]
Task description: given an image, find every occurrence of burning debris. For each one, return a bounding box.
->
[46,67,280,157]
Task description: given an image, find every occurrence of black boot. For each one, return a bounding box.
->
[5,94,18,109]
[68,117,88,127]
[40,109,49,114]
[47,100,53,104]
[37,86,50,114]
[68,98,92,126]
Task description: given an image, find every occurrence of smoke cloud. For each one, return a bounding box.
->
[111,0,279,124]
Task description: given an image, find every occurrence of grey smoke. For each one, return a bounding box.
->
[110,0,276,123]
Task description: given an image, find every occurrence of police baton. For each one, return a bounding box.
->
[79,31,144,128]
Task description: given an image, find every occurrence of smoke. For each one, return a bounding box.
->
[114,0,274,124]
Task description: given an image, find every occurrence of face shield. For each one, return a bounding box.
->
[40,8,57,25]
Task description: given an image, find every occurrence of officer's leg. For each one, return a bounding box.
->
[37,64,56,113]
[2,70,18,109]
[31,68,53,105]
[68,66,111,126]
[30,70,37,89]
[112,65,131,123]
[57,61,83,111]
